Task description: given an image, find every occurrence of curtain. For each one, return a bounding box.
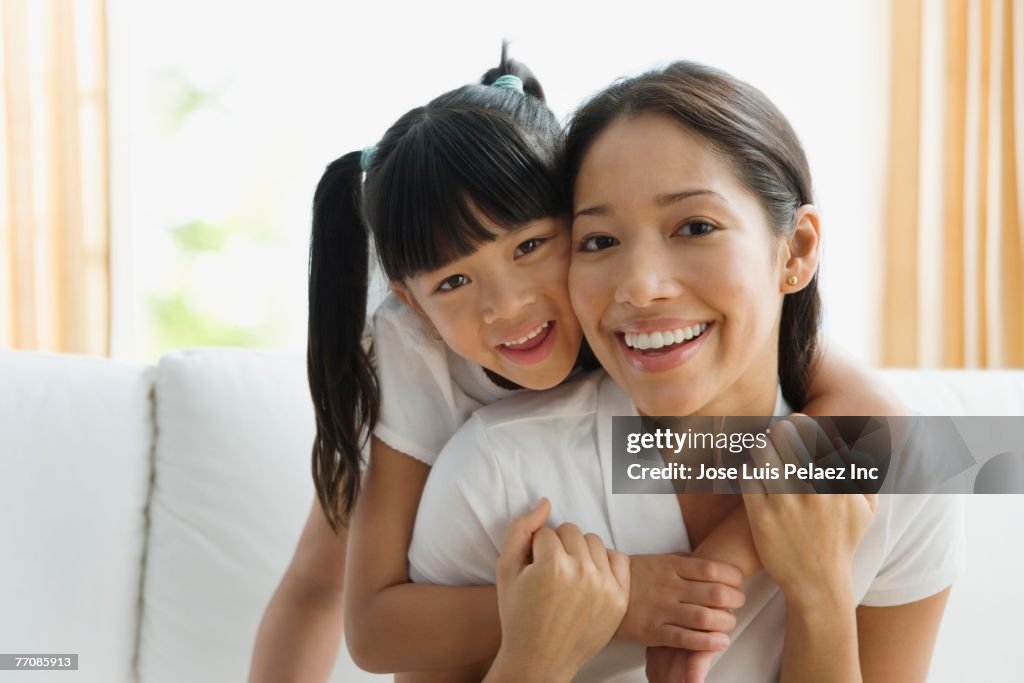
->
[883,0,1023,367]
[1,0,110,355]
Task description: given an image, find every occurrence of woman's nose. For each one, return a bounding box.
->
[613,242,683,307]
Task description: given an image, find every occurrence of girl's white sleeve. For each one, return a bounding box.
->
[371,301,464,466]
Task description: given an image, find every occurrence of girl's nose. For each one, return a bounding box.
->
[481,279,537,325]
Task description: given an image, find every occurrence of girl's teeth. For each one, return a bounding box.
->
[624,323,708,350]
[503,321,550,347]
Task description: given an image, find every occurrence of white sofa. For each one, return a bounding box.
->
[1,348,1022,682]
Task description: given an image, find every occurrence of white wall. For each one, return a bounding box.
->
[109,0,891,363]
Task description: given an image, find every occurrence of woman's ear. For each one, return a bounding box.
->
[780,205,821,292]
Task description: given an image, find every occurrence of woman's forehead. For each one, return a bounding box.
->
[573,114,743,213]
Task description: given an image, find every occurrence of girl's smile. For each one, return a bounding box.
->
[494,319,559,365]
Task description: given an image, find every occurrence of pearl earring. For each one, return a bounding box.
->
[787,275,799,286]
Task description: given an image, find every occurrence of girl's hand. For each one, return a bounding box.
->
[617,554,744,650]
[487,499,630,683]
[742,421,878,606]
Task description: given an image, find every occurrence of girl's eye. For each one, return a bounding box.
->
[578,235,619,252]
[515,238,546,258]
[437,274,470,292]
[676,220,717,237]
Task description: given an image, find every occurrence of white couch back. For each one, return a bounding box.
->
[2,349,1022,682]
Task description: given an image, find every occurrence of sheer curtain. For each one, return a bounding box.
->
[883,0,1023,367]
[1,0,110,355]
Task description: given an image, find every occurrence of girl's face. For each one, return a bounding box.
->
[570,113,800,416]
[397,215,583,390]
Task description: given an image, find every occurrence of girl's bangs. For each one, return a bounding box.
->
[373,110,565,281]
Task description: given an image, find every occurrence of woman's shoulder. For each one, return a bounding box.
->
[429,370,609,488]
[467,370,608,440]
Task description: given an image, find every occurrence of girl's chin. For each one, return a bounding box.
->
[496,360,575,392]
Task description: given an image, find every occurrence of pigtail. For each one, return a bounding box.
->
[307,151,378,532]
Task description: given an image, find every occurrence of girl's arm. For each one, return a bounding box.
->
[249,501,348,683]
[804,340,908,416]
[344,437,501,673]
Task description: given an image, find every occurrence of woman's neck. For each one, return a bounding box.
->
[650,350,781,418]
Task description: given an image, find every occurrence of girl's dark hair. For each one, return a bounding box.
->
[564,61,822,410]
[308,47,565,531]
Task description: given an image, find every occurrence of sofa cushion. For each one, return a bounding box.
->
[0,351,154,683]
[136,349,382,682]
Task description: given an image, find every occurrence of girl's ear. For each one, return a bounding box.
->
[390,282,430,322]
[780,205,821,292]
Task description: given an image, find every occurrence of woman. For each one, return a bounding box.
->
[409,61,963,682]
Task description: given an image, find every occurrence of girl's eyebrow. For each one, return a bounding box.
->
[573,189,726,219]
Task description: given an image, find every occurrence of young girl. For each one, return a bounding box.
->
[407,60,960,682]
[250,50,904,681]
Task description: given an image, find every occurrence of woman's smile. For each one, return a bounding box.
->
[614,320,714,373]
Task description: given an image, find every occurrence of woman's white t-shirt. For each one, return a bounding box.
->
[408,370,966,683]
[371,293,519,465]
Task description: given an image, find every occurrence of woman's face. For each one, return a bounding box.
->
[398,215,583,390]
[570,113,789,416]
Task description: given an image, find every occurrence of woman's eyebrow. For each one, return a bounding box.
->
[573,203,611,219]
[574,189,727,220]
[655,189,725,207]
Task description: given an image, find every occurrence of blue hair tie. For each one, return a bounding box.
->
[360,145,376,172]
[491,74,524,94]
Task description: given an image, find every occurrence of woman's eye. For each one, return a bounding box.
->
[578,235,619,252]
[515,238,546,257]
[676,221,717,237]
[437,274,470,292]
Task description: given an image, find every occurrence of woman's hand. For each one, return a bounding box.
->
[485,499,630,683]
[646,646,715,683]
[742,421,878,606]
[618,554,744,650]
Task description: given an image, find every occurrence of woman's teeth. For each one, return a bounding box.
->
[624,323,708,350]
[502,321,550,348]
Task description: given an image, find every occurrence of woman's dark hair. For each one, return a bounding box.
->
[308,46,565,531]
[564,61,822,410]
